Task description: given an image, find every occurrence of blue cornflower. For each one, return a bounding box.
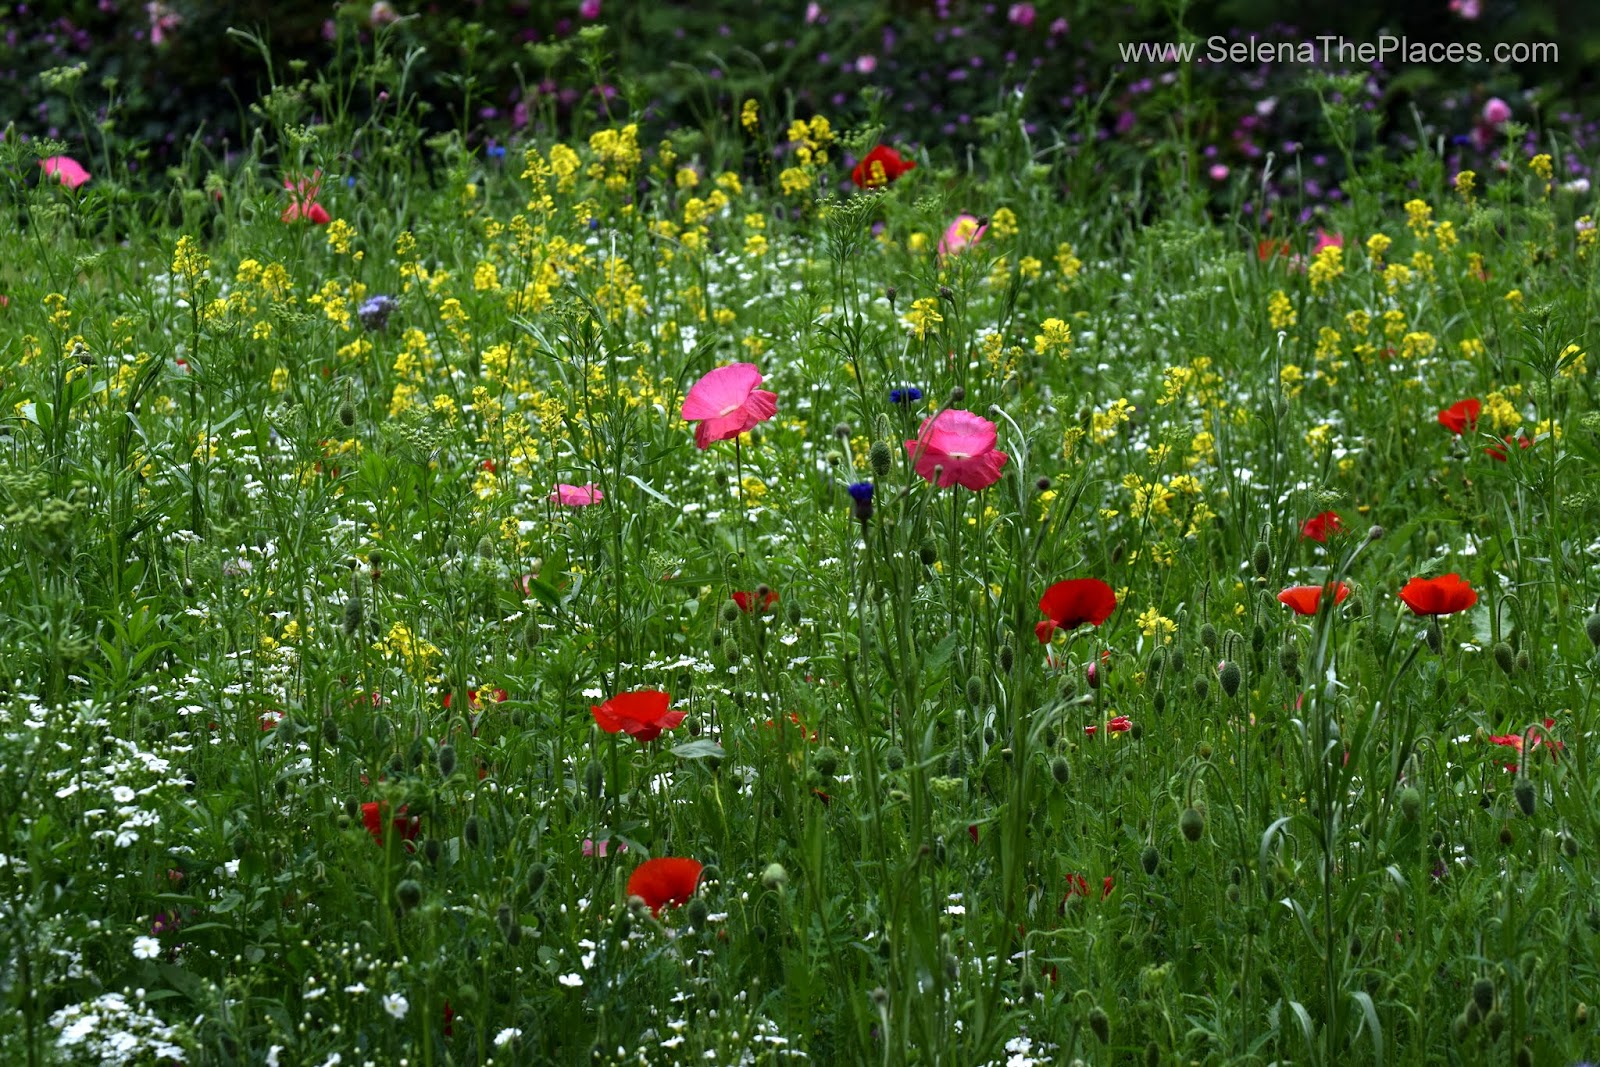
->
[847,482,874,502]
[487,143,508,160]
[889,386,923,405]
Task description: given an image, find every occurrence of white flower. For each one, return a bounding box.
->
[381,992,409,1019]
[558,972,584,987]
[132,936,161,960]
[266,1046,283,1067]
[494,1027,523,1047]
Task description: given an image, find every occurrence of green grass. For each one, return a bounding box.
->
[3,40,1600,1067]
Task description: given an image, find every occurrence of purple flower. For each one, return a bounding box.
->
[1007,3,1036,29]
[358,295,397,332]
[579,0,601,19]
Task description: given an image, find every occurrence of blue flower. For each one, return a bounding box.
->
[358,295,398,332]
[847,481,874,502]
[889,386,923,405]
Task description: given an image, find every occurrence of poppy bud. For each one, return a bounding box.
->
[1218,661,1241,698]
[966,677,983,706]
[1492,641,1515,675]
[1514,777,1535,817]
[1278,642,1298,675]
[584,761,604,801]
[885,746,905,771]
[1140,845,1159,875]
[1451,1013,1471,1041]
[722,601,741,623]
[833,422,853,439]
[948,386,965,404]
[339,400,356,427]
[1586,612,1600,647]
[1515,649,1530,673]
[1251,624,1265,654]
[322,716,340,745]
[813,747,839,778]
[869,440,892,478]
[885,286,897,307]
[1251,540,1271,577]
[1367,525,1384,542]
[437,744,457,778]
[1486,1008,1505,1041]
[1088,1006,1110,1045]
[1180,807,1204,842]
[396,879,422,912]
[1470,978,1494,1014]
[424,837,441,864]
[343,594,364,635]
[722,639,741,666]
[1036,476,1052,492]
[476,535,495,560]
[1576,1003,1590,1028]
[686,896,709,929]
[1399,787,1421,821]
[1499,824,1514,846]
[1564,832,1580,857]
[1515,1047,1533,1067]
[761,862,789,890]
[999,644,1014,673]
[825,451,842,467]
[1425,619,1442,654]
[1193,676,1209,701]
[786,600,802,625]
[497,903,519,944]
[1050,755,1070,784]
[919,542,937,566]
[463,817,481,849]
[946,750,965,776]
[1200,623,1217,650]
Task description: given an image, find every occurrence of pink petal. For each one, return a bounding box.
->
[682,363,764,420]
[40,156,91,189]
[550,483,604,506]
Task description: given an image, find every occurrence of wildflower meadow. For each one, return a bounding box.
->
[4,5,1600,1066]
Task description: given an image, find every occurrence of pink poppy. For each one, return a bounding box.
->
[1482,97,1511,125]
[40,156,91,189]
[680,362,778,449]
[582,837,625,858]
[550,483,605,506]
[938,214,987,257]
[1310,228,1342,256]
[904,409,1008,490]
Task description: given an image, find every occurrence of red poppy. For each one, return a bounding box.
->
[1484,435,1531,461]
[1437,398,1482,434]
[732,589,779,613]
[1084,714,1131,735]
[360,801,419,847]
[1397,573,1477,616]
[626,857,703,916]
[1299,511,1344,543]
[1060,873,1114,909]
[1487,718,1562,772]
[591,690,685,743]
[259,709,283,731]
[762,710,818,743]
[1276,582,1350,616]
[851,144,917,189]
[1256,237,1289,262]
[1035,578,1117,643]
[282,172,331,225]
[444,688,508,710]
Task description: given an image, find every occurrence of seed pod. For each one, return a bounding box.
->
[869,440,892,478]
[1200,623,1218,650]
[1515,649,1531,673]
[1514,777,1535,817]
[584,761,604,801]
[966,676,984,706]
[1493,641,1515,675]
[686,897,709,930]
[1251,540,1271,577]
[1050,756,1070,785]
[1180,807,1204,842]
[463,817,481,849]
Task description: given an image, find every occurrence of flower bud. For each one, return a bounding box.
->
[1586,612,1600,647]
[1515,649,1530,673]
[948,386,965,404]
[1425,619,1442,654]
[396,879,422,912]
[1193,676,1210,700]
[722,600,741,622]
[884,746,905,771]
[1251,540,1271,577]
[998,644,1014,674]
[761,862,789,890]
[322,716,340,745]
[919,542,937,566]
[1278,642,1299,675]
[339,400,356,427]
[813,747,839,778]
[463,817,481,849]
[686,896,710,930]
[1486,1008,1505,1041]
[885,286,897,307]
[424,837,441,864]
[1050,756,1070,785]
[1088,1006,1110,1045]
[1218,661,1241,698]
[437,744,457,778]
[869,440,893,478]
[343,593,364,635]
[584,761,604,801]
[1140,845,1159,875]
[1399,787,1421,821]
[1180,807,1204,842]
[1514,777,1535,817]
[1492,641,1515,675]
[526,862,548,899]
[1472,978,1495,1015]
[1451,1013,1471,1042]
[1200,623,1217,650]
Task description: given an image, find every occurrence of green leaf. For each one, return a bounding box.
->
[671,739,725,760]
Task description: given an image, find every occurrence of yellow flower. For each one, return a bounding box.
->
[1136,607,1178,642]
[1034,317,1071,355]
[1018,255,1042,279]
[740,98,760,133]
[1454,169,1476,201]
[1403,199,1433,236]
[778,167,812,196]
[325,218,357,255]
[1307,245,1343,292]
[1268,290,1296,329]
[1365,233,1392,263]
[902,297,943,340]
[1558,343,1587,378]
[988,207,1018,239]
[1530,154,1553,182]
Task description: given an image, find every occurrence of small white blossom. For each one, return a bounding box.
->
[381,993,409,1019]
[133,936,162,960]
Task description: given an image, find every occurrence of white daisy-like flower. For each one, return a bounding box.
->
[381,992,409,1019]
[558,972,584,987]
[494,1027,523,1047]
[132,936,161,960]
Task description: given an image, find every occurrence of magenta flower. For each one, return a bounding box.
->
[681,362,778,449]
[938,214,987,258]
[904,409,1009,490]
[1310,228,1342,255]
[1007,3,1036,28]
[579,0,602,19]
[1483,97,1511,125]
[39,156,91,189]
[550,483,605,506]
